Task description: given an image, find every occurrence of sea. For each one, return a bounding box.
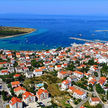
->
[0,14,108,51]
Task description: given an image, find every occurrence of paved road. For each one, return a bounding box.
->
[93,86,104,104]
[93,68,105,108]
[75,97,89,108]
[0,96,4,108]
[2,82,11,95]
[104,104,108,108]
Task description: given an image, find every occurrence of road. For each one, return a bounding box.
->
[0,95,4,108]
[93,67,107,108]
[0,78,11,108]
[93,86,104,104]
[0,79,4,108]
[2,82,11,95]
[75,97,89,108]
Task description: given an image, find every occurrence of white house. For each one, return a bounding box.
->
[73,89,86,100]
[0,69,9,75]
[61,80,71,90]
[25,71,33,78]
[33,69,43,77]
[14,86,26,96]
[11,81,20,88]
[89,97,100,106]
[22,91,35,104]
[57,71,68,79]
[36,88,49,101]
[9,97,23,108]
[55,65,62,70]
[98,77,107,87]
[73,71,83,79]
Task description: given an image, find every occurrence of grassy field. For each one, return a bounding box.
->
[23,74,71,107]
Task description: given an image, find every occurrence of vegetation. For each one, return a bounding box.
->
[88,58,98,65]
[53,95,72,108]
[49,70,58,76]
[101,63,108,75]
[94,72,98,77]
[96,84,105,94]
[1,90,11,101]
[23,74,66,97]
[0,30,26,36]
[0,73,25,83]
[31,60,44,68]
[107,90,108,100]
[0,26,35,37]
[66,63,75,71]
[84,101,102,108]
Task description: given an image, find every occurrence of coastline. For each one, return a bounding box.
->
[0,27,36,39]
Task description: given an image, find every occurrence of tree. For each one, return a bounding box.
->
[96,84,105,94]
[66,63,75,71]
[88,58,98,65]
[56,47,62,51]
[1,90,11,101]
[107,90,108,100]
[96,104,102,108]
[31,60,43,68]
[13,61,18,67]
[44,83,48,89]
[101,63,108,75]
[94,72,98,77]
[89,84,93,91]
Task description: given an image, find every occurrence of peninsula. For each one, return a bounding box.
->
[0,26,36,39]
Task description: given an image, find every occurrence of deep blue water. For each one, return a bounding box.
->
[0,14,108,50]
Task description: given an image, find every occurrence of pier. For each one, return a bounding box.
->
[95,30,108,32]
[69,37,108,43]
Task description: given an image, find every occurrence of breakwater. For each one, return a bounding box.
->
[69,37,108,43]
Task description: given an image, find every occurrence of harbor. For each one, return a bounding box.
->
[69,37,108,43]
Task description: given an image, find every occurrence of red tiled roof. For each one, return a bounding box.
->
[1,70,8,73]
[35,69,42,72]
[23,91,35,99]
[69,86,76,92]
[62,80,69,84]
[91,97,100,101]
[74,71,83,75]
[74,89,85,95]
[14,74,21,77]
[0,62,7,64]
[14,86,26,92]
[10,97,22,106]
[60,71,67,75]
[37,89,48,96]
[11,81,20,85]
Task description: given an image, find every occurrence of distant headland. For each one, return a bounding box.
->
[0,26,36,39]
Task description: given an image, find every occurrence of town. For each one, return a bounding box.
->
[0,42,108,108]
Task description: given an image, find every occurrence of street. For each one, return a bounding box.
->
[75,97,89,108]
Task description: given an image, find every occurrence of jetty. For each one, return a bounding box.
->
[69,37,108,43]
[95,30,108,32]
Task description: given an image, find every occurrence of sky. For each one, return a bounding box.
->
[0,0,108,15]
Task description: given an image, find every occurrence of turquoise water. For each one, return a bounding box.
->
[36,83,44,87]
[0,14,108,50]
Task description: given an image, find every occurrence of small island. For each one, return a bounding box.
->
[0,26,36,39]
